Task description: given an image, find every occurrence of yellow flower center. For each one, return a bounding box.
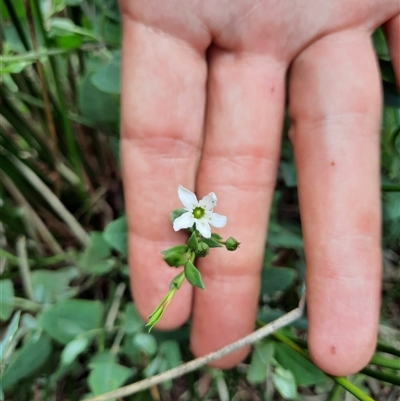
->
[193,207,204,219]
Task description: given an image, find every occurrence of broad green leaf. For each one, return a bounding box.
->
[79,232,114,275]
[61,337,90,366]
[88,361,132,398]
[91,51,121,94]
[159,340,181,368]
[39,299,103,344]
[133,333,157,356]
[0,332,52,390]
[143,355,163,378]
[272,366,297,400]
[261,267,297,296]
[78,72,119,124]
[267,222,303,249]
[31,267,79,303]
[247,340,274,383]
[184,261,205,290]
[0,280,14,321]
[123,303,144,334]
[103,215,127,256]
[274,343,325,386]
[0,311,20,362]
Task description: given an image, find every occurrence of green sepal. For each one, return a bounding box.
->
[184,261,205,290]
[170,272,185,290]
[163,252,186,267]
[201,237,223,248]
[187,231,199,251]
[195,242,209,257]
[161,245,188,256]
[170,209,186,223]
[211,233,222,240]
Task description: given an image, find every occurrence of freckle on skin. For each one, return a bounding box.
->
[330,161,335,166]
[330,346,336,355]
[271,85,275,93]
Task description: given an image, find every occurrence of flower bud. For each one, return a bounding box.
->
[195,241,210,257]
[225,237,240,251]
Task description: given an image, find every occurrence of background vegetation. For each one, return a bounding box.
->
[0,1,399,400]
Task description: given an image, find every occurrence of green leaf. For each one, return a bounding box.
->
[133,333,157,356]
[123,303,144,334]
[274,343,325,386]
[261,267,297,296]
[39,299,104,344]
[383,81,400,109]
[170,209,186,223]
[184,261,205,290]
[78,72,119,124]
[163,251,186,267]
[88,361,132,398]
[31,267,79,303]
[187,231,199,251]
[103,215,128,256]
[247,340,274,383]
[272,366,297,400]
[267,223,303,249]
[159,340,181,368]
[91,51,121,94]
[0,311,20,363]
[0,280,14,321]
[61,337,90,366]
[0,332,52,390]
[79,232,114,275]
[280,161,297,187]
[161,245,188,256]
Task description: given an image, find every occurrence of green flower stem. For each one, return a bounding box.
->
[272,332,375,401]
[369,354,400,370]
[0,249,66,266]
[360,367,400,386]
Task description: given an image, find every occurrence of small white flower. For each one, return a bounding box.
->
[173,185,227,238]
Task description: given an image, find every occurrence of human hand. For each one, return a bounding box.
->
[118,0,400,376]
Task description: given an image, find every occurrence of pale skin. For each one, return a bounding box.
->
[118,0,400,376]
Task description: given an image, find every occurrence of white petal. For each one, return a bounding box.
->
[199,192,217,211]
[173,212,195,231]
[207,212,227,228]
[177,185,198,210]
[195,219,211,238]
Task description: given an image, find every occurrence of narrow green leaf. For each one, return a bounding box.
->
[184,261,205,290]
[161,245,188,256]
[0,280,14,321]
[61,337,90,366]
[201,237,222,248]
[0,311,21,362]
[163,252,186,267]
[187,231,199,251]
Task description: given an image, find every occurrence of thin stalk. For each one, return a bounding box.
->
[326,383,343,401]
[2,173,64,254]
[369,354,400,370]
[13,297,41,312]
[377,342,400,358]
[4,0,31,50]
[7,152,89,246]
[30,0,86,196]
[360,367,400,386]
[0,250,66,266]
[105,283,126,332]
[26,1,60,190]
[16,236,35,301]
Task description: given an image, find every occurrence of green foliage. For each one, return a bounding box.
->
[0,1,399,400]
